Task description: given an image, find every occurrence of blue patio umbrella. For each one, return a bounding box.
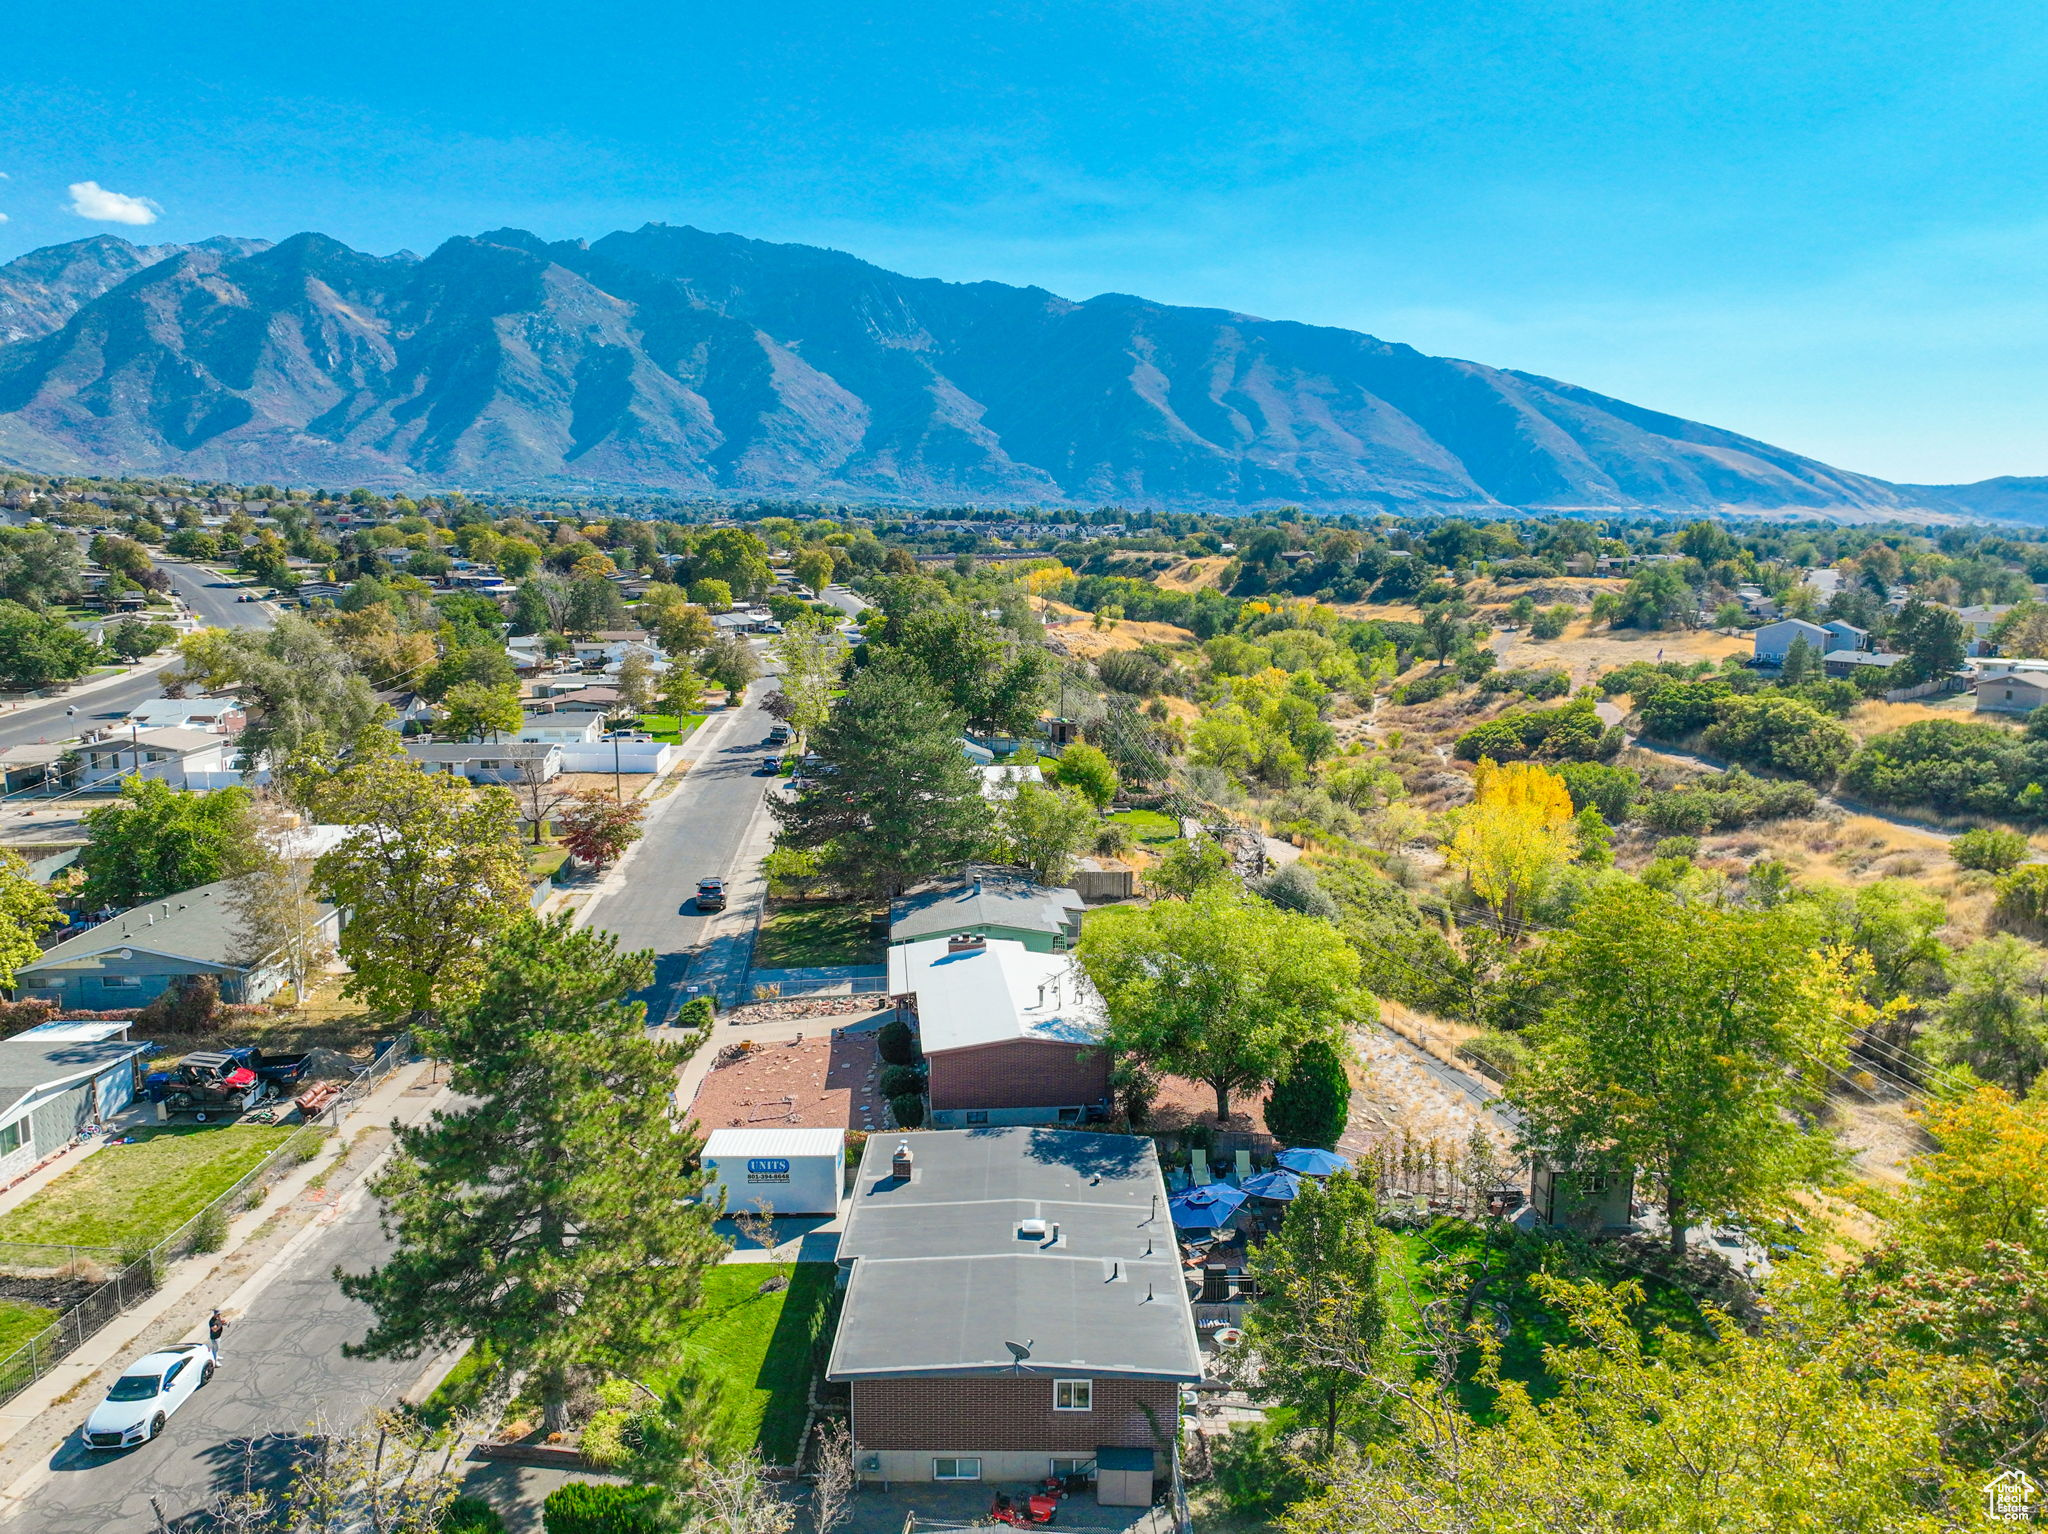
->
[1276,1147,1353,1177]
[1240,1169,1303,1202]
[1168,1184,1248,1230]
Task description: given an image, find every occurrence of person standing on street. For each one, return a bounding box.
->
[208,1308,227,1357]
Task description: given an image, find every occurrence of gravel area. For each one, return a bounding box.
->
[685,1030,886,1133]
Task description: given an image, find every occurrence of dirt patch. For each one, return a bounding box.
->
[1492,623,1749,686]
[1845,697,1979,738]
[1034,601,1196,659]
[684,1031,886,1133]
[1153,556,1231,592]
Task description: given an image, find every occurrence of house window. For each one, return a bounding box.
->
[0,1120,21,1157]
[99,975,141,990]
[1056,1107,1083,1124]
[1053,1379,1093,1412]
[1049,1457,1093,1480]
[965,1111,988,1125]
[933,1457,981,1481]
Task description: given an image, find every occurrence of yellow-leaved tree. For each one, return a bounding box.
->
[1446,758,1578,924]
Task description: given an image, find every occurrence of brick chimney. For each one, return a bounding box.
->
[946,932,986,955]
[891,1140,915,1180]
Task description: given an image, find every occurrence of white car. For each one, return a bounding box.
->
[80,1343,214,1449]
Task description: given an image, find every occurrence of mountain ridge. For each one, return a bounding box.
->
[0,225,2016,516]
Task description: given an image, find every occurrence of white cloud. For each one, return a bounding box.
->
[65,181,160,226]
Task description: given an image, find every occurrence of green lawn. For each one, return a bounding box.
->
[649,1263,838,1463]
[640,712,707,744]
[0,1125,295,1249]
[1108,807,1183,845]
[1379,1220,1705,1421]
[753,905,884,969]
[525,844,569,883]
[0,1299,54,1360]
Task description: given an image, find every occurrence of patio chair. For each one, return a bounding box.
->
[1191,1148,1212,1186]
[1234,1149,1254,1184]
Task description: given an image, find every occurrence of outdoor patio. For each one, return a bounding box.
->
[842,1481,1180,1534]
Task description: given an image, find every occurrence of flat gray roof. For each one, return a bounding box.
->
[827,1128,1201,1384]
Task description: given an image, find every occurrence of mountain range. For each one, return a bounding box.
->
[0,225,2025,517]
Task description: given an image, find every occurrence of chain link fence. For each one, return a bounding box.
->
[0,1032,414,1411]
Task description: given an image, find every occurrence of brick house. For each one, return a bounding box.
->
[887,934,1110,1128]
[828,1129,1201,1498]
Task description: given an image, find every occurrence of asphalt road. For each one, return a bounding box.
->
[579,667,785,1022]
[0,564,273,752]
[5,1160,424,1533]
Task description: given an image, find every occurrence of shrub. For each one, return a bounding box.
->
[1843,719,2048,821]
[136,974,220,1034]
[1700,694,1854,784]
[888,1092,926,1129]
[878,1063,927,1099]
[675,996,716,1032]
[1639,769,1816,834]
[1554,761,1640,824]
[1530,604,1572,640]
[443,1497,507,1534]
[1995,865,2048,931]
[1636,678,1735,740]
[1652,836,1700,862]
[876,1018,921,1066]
[1459,1030,1532,1083]
[1953,826,2030,874]
[1452,699,1620,764]
[189,1201,230,1256]
[1393,673,1458,706]
[1263,1036,1351,1148]
[1253,863,1339,921]
[1495,666,1571,700]
[542,1482,668,1534]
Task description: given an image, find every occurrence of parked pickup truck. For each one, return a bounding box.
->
[145,1048,313,1118]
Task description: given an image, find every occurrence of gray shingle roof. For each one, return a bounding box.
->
[20,877,335,977]
[889,866,1084,944]
[826,1128,1202,1383]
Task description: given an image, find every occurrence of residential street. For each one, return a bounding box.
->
[0,1102,441,1533]
[0,562,272,752]
[579,665,785,1020]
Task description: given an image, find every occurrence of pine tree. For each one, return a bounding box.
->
[340,915,724,1433]
[770,655,990,898]
[1264,1035,1353,1150]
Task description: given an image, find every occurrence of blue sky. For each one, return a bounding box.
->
[3,0,2043,484]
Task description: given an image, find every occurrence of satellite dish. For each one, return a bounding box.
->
[1004,1339,1034,1372]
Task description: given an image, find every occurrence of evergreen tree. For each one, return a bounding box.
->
[770,656,989,898]
[1264,1035,1352,1149]
[340,915,724,1433]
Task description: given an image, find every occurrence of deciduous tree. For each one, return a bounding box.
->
[997,783,1096,884]
[312,752,528,1027]
[556,790,647,872]
[1081,884,1367,1121]
[77,777,254,909]
[1446,759,1579,925]
[1507,886,1856,1257]
[436,681,521,742]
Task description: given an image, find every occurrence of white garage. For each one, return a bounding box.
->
[703,1127,846,1217]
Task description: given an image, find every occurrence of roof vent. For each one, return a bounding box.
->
[890,1140,914,1180]
[1018,1217,1049,1239]
[947,932,986,954]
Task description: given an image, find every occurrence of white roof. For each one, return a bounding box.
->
[977,763,1043,799]
[15,1020,130,1042]
[887,937,1107,1054]
[703,1127,847,1160]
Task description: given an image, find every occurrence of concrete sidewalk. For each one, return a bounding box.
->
[0,1054,438,1471]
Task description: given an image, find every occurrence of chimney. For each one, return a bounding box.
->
[972,874,983,896]
[891,1140,914,1180]
[947,932,985,955]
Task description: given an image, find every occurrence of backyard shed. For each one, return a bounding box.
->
[0,1021,151,1187]
[1094,1445,1156,1507]
[703,1126,845,1216]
